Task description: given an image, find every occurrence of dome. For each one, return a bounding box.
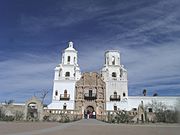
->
[65,41,76,51]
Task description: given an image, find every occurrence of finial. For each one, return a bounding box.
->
[68,41,73,48]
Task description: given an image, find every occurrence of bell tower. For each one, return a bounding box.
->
[101,50,128,111]
[105,50,120,66]
[48,41,81,110]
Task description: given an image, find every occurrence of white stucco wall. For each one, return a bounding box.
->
[101,50,128,106]
[106,96,180,111]
[127,96,179,110]
[48,100,75,110]
[106,80,128,101]
[48,80,76,110]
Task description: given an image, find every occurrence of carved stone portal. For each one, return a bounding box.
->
[75,72,105,116]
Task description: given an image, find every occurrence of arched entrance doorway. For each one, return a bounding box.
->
[85,106,96,119]
[27,102,38,121]
[24,96,43,121]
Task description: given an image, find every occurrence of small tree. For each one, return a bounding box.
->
[35,90,49,104]
[5,100,14,105]
[40,90,49,104]
[146,100,178,123]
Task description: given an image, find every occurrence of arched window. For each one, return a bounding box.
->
[63,103,67,110]
[89,90,92,97]
[55,90,58,96]
[112,56,115,65]
[64,90,67,97]
[65,72,70,77]
[114,105,117,111]
[74,57,76,64]
[67,56,70,62]
[59,68,62,77]
[114,91,117,98]
[62,56,64,63]
[123,92,126,97]
[112,72,116,77]
[120,69,123,77]
[107,57,109,65]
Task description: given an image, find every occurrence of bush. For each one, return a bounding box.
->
[14,111,24,121]
[43,115,50,121]
[146,100,179,123]
[0,107,14,121]
[115,111,129,123]
[0,108,14,121]
[0,105,25,121]
[0,107,5,119]
[107,111,131,123]
[2,116,14,121]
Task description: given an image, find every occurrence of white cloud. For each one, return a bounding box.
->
[0,53,57,102]
[75,37,180,95]
[1,0,180,103]
[1,39,180,103]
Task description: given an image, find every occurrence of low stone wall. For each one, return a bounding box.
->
[96,110,141,123]
[96,114,106,121]
[43,109,82,122]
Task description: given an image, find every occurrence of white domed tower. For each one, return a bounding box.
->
[101,50,128,111]
[48,41,81,110]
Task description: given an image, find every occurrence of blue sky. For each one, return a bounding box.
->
[0,0,180,104]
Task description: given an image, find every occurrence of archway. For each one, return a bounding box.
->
[24,97,43,121]
[27,102,38,121]
[85,106,96,119]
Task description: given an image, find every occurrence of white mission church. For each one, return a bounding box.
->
[48,41,179,117]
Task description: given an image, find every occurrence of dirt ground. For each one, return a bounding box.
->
[0,121,60,135]
[0,119,180,135]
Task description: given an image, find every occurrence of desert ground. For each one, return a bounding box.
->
[0,119,180,135]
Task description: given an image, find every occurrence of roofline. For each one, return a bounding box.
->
[128,96,180,99]
[105,50,120,54]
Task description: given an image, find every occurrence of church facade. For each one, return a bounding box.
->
[75,72,105,116]
[48,42,179,117]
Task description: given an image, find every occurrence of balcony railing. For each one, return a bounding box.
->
[60,94,70,100]
[84,93,97,100]
[110,95,120,101]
